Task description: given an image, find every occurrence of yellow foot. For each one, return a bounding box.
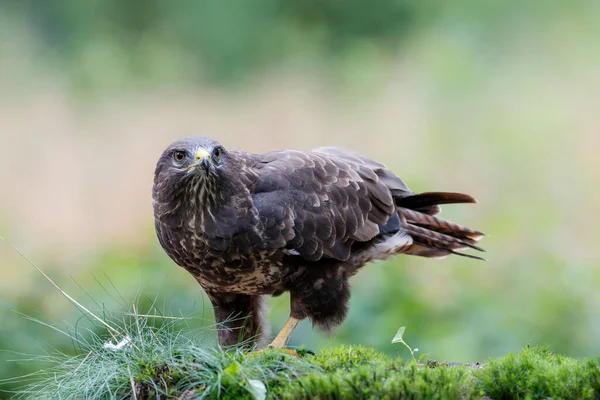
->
[267,347,300,357]
[245,316,303,358]
[245,348,300,358]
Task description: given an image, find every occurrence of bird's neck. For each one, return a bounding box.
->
[185,174,257,237]
[187,174,223,213]
[153,173,226,227]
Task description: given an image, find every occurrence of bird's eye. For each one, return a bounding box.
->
[213,147,223,159]
[173,151,186,163]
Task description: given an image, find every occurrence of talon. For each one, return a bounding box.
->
[281,349,300,357]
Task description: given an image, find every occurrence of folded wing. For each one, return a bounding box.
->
[250,149,404,261]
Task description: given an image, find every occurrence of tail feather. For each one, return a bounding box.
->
[404,224,485,253]
[397,191,485,261]
[397,192,477,215]
[402,244,451,259]
[401,208,484,241]
[404,243,487,261]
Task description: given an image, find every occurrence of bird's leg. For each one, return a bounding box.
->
[267,316,300,349]
[262,296,307,356]
[206,291,269,348]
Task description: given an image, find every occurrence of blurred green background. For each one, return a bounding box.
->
[1,0,599,392]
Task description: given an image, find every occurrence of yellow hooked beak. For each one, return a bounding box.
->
[196,148,211,162]
[182,148,211,172]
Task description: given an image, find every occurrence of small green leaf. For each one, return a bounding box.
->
[391,326,406,343]
[224,361,241,376]
[222,361,242,384]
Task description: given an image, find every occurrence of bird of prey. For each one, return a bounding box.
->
[152,137,484,350]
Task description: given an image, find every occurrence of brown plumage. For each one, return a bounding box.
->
[152,137,485,349]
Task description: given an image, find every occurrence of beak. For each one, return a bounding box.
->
[195,148,211,173]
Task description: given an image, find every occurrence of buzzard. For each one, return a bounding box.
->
[153,137,484,349]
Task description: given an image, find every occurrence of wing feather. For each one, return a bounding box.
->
[249,148,406,261]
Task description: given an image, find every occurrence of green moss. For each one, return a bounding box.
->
[474,346,600,399]
[308,345,391,371]
[277,363,475,400]
[276,346,600,400]
[12,321,599,400]
[275,346,474,400]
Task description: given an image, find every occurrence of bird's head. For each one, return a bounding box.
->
[153,136,230,213]
[158,136,226,177]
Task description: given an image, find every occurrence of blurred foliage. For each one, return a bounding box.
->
[1,0,595,93]
[3,0,414,88]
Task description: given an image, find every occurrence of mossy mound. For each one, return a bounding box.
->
[277,345,599,399]
[275,346,473,399]
[475,346,600,399]
[10,324,600,400]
